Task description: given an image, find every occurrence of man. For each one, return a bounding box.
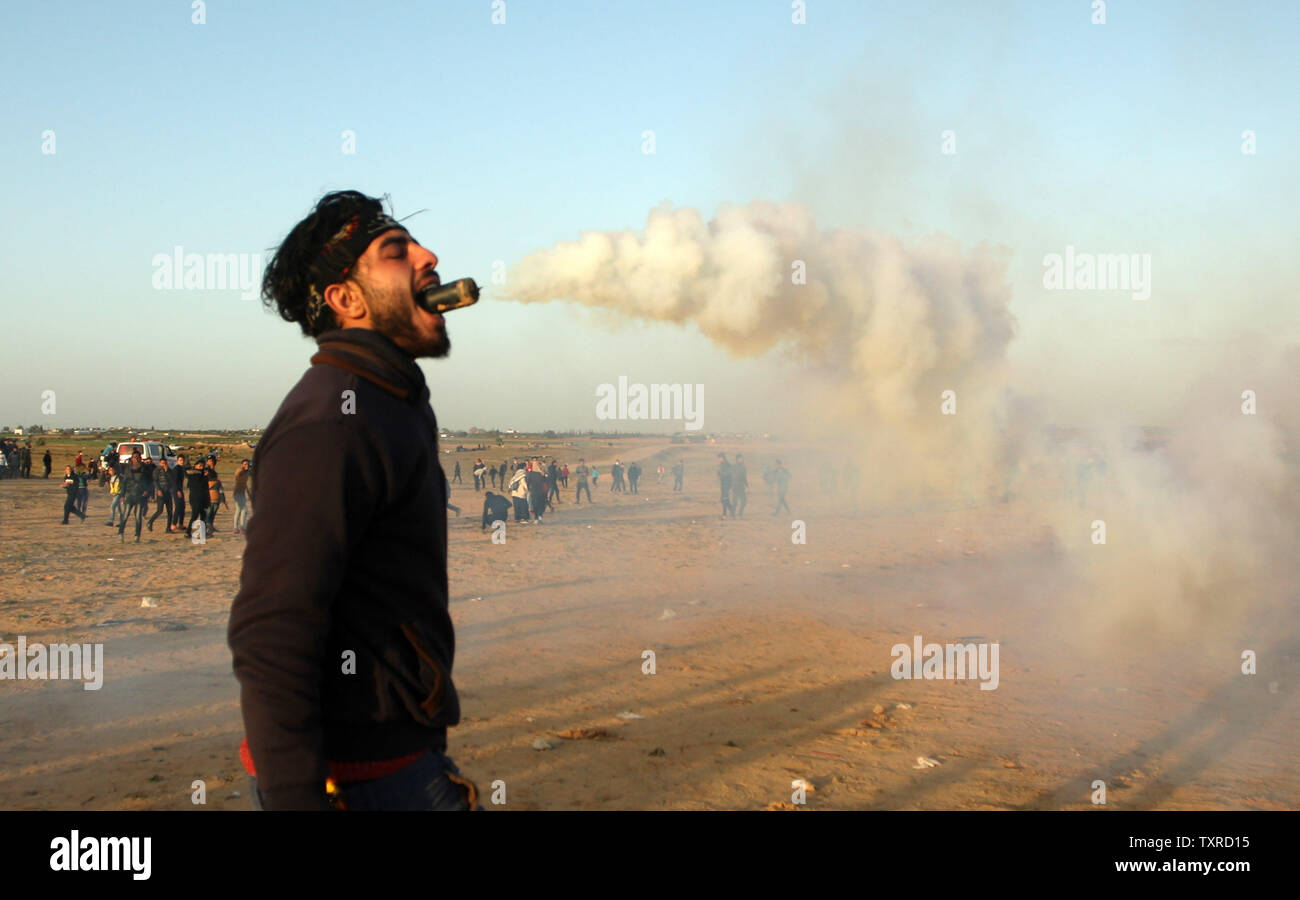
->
[610,460,624,492]
[546,460,561,505]
[481,491,511,533]
[117,450,149,541]
[233,459,253,534]
[573,458,592,505]
[186,460,210,537]
[497,461,507,492]
[717,453,735,519]
[74,464,91,517]
[204,459,226,533]
[42,449,52,478]
[170,454,188,530]
[508,462,530,522]
[525,460,547,522]
[60,465,86,524]
[473,459,486,492]
[627,461,641,495]
[147,459,175,532]
[21,443,31,478]
[672,458,684,492]
[452,460,462,484]
[772,459,792,515]
[731,453,748,517]
[229,190,473,811]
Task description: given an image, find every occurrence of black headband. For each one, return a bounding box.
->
[305,212,407,329]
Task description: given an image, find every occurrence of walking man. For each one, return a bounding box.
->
[717,453,735,519]
[230,190,475,810]
[117,450,149,541]
[574,458,592,504]
[170,454,188,530]
[772,459,792,515]
[233,460,253,534]
[186,456,210,537]
[672,458,684,492]
[60,465,86,524]
[731,453,748,517]
[546,460,561,505]
[147,459,175,532]
[74,465,90,517]
[42,449,52,478]
[204,459,227,533]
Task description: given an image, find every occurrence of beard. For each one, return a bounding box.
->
[361,278,451,359]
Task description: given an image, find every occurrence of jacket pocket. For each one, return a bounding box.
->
[398,623,446,720]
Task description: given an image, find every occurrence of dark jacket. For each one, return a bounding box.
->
[169,464,187,495]
[186,468,210,505]
[121,462,149,500]
[481,492,511,531]
[228,327,457,811]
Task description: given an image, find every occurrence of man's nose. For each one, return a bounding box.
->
[413,244,439,269]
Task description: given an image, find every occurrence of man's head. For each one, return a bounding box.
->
[262,190,449,358]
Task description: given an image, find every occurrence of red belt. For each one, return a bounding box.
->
[239,737,426,785]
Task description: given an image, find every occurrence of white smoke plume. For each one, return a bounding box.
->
[506,201,1015,419]
[505,201,1019,500]
[504,203,1298,638]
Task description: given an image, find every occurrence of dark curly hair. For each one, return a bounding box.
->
[261,190,388,337]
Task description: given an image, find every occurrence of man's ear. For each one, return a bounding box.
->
[324,280,367,323]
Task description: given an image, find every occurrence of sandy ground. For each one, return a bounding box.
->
[0,438,1296,810]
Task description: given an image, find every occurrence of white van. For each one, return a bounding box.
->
[116,442,178,467]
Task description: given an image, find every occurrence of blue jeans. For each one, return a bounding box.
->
[248,751,478,811]
[234,494,249,530]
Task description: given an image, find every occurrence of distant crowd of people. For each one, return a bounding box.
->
[714,453,792,519]
[464,452,798,532]
[0,439,34,478]
[52,444,253,542]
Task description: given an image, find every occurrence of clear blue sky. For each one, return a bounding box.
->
[2,0,1295,430]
